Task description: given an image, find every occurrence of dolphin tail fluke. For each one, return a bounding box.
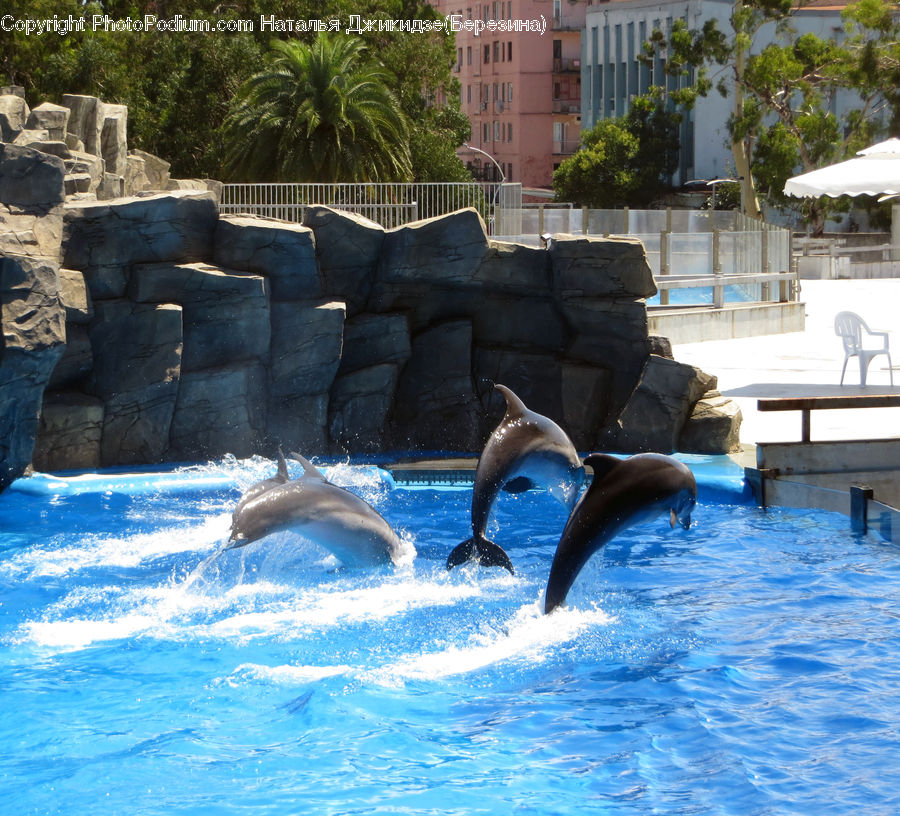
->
[446,536,515,575]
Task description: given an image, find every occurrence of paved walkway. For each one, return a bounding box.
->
[673,278,900,454]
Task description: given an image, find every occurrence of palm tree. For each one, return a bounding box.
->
[223,34,412,183]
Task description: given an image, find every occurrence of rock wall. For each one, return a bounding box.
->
[0,127,741,491]
[0,87,217,202]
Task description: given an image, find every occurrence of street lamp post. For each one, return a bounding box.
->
[463,143,505,233]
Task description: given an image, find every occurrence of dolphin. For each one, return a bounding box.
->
[231,448,292,522]
[226,453,407,568]
[446,383,585,575]
[543,452,696,614]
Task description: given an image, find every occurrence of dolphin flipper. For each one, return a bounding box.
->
[446,535,515,575]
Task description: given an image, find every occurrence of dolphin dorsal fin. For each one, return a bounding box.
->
[584,453,621,483]
[495,384,528,419]
[275,447,290,481]
[289,452,327,481]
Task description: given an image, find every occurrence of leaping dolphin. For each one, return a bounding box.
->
[227,453,408,568]
[544,452,696,614]
[446,383,585,575]
[231,448,291,523]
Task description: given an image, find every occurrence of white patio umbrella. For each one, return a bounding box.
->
[783,137,900,200]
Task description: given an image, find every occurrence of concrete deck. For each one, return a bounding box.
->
[673,278,900,452]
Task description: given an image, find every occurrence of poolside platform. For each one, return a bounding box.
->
[674,278,900,539]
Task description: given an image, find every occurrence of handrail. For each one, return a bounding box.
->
[757,395,900,442]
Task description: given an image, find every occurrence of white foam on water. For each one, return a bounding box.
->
[225,662,353,686]
[1,512,231,581]
[366,602,616,686]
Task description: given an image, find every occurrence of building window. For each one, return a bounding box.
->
[494,121,500,141]
[507,122,512,141]
[508,82,513,102]
[483,122,490,142]
[467,46,472,65]
[484,44,490,64]
[467,84,471,104]
[456,48,462,71]
[508,41,512,61]
[493,41,500,62]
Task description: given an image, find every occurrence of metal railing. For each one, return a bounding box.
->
[220,182,523,235]
[495,205,795,308]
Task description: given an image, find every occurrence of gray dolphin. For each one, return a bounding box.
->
[544,452,696,614]
[231,448,291,523]
[446,383,585,574]
[227,453,407,568]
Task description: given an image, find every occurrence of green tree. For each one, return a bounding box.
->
[553,94,681,208]
[223,33,412,182]
[643,0,899,227]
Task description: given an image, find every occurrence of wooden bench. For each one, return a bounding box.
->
[757,395,900,442]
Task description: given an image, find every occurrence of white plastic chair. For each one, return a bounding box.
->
[834,311,894,387]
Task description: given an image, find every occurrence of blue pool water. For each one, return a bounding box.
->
[1,456,898,815]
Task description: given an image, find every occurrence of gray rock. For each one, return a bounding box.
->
[391,319,482,450]
[269,300,345,397]
[48,325,92,390]
[97,172,124,200]
[302,205,384,314]
[611,355,717,453]
[649,334,673,359]
[0,144,65,208]
[338,312,411,374]
[561,361,613,450]
[551,235,657,299]
[62,190,218,272]
[33,392,104,471]
[559,297,651,418]
[679,392,743,454]
[101,104,127,177]
[129,149,170,190]
[58,267,92,323]
[87,300,182,465]
[64,173,93,195]
[329,363,400,453]
[124,153,149,196]
[214,214,322,301]
[169,363,267,460]
[476,240,550,291]
[0,94,29,141]
[130,261,269,372]
[26,102,70,141]
[0,254,67,489]
[0,203,64,261]
[66,150,105,194]
[379,208,489,284]
[61,94,103,156]
[65,133,85,152]
[267,393,329,455]
[26,141,71,160]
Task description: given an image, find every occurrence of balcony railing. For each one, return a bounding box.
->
[553,57,581,73]
[552,98,581,114]
[553,139,580,155]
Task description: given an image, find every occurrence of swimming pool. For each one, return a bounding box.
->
[1,456,898,815]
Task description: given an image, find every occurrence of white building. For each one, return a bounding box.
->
[581,0,868,187]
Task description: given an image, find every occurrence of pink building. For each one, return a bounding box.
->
[434,0,587,191]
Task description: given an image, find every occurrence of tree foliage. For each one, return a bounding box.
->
[553,94,681,208]
[1,0,470,182]
[642,0,899,227]
[224,35,412,182]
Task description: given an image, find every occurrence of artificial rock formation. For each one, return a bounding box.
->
[0,88,212,203]
[0,143,741,488]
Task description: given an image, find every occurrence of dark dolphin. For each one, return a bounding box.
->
[226,453,408,567]
[544,452,696,614]
[446,383,584,575]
